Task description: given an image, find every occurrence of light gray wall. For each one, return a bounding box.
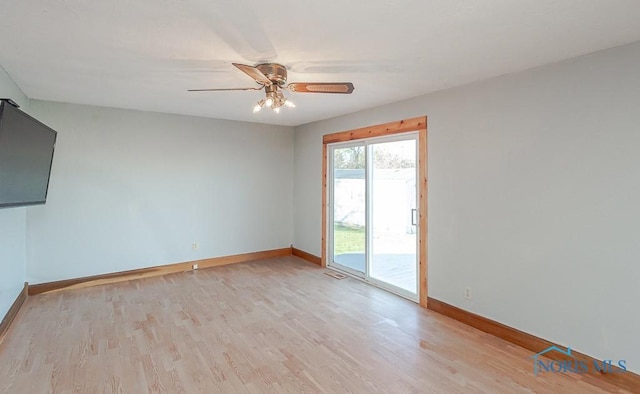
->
[293,42,640,373]
[0,66,29,318]
[27,101,294,283]
[0,208,26,318]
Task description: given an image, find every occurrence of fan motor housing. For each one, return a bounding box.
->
[256,63,287,86]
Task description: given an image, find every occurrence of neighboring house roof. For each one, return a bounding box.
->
[335,169,365,179]
[335,168,415,180]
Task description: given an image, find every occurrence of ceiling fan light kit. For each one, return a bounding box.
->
[253,84,294,114]
[188,63,354,114]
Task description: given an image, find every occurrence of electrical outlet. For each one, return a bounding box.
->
[464,287,472,300]
[192,264,198,270]
[192,242,199,251]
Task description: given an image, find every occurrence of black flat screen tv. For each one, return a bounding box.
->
[0,99,57,208]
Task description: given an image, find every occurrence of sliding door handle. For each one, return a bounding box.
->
[411,209,418,226]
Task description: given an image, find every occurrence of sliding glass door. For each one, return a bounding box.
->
[329,134,418,300]
[369,138,417,295]
[330,143,367,277]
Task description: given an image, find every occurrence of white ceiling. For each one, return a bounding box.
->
[1,1,640,126]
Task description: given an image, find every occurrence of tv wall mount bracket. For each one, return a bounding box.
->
[0,98,20,108]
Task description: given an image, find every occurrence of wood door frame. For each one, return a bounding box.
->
[322,116,428,307]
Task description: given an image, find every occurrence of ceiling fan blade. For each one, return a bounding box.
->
[188,87,263,92]
[188,0,278,63]
[288,61,403,74]
[232,63,272,86]
[288,82,355,94]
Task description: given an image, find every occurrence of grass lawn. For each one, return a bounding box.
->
[334,223,365,255]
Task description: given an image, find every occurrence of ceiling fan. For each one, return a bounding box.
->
[188,63,355,113]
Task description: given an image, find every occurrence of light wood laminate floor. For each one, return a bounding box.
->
[0,256,629,393]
